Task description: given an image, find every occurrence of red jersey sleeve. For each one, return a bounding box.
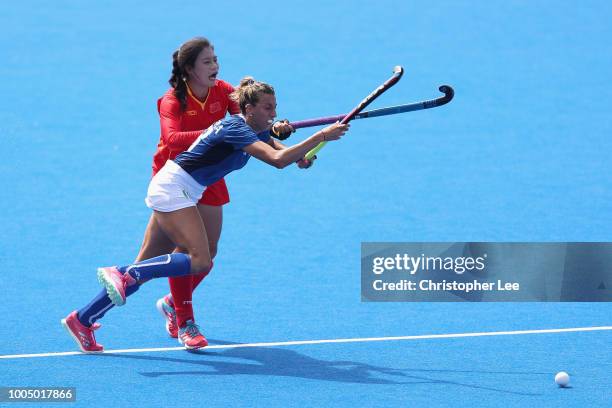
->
[157,93,203,152]
[219,80,240,115]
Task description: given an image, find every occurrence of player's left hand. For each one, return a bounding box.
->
[297,155,316,169]
[271,119,294,140]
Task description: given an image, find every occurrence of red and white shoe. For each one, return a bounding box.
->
[156,295,178,338]
[178,320,208,350]
[97,266,135,306]
[61,311,103,353]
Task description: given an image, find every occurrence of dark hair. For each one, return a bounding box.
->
[169,37,212,111]
[230,76,275,114]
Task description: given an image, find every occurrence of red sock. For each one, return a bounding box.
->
[168,275,194,328]
[169,261,213,327]
[191,264,211,293]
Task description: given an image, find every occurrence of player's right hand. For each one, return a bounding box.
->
[321,121,350,141]
[297,155,316,169]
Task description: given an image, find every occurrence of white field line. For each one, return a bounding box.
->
[1,326,610,360]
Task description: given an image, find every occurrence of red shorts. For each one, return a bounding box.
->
[199,178,230,206]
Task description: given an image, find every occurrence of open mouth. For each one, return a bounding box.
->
[208,72,218,81]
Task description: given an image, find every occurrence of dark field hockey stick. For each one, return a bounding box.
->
[288,85,453,133]
[303,66,405,160]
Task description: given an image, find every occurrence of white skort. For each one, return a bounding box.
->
[145,160,206,212]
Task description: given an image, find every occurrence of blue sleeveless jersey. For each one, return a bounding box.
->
[173,115,270,186]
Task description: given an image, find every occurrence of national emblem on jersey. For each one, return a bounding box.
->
[208,102,222,114]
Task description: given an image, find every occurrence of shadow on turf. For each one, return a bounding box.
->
[100,339,542,394]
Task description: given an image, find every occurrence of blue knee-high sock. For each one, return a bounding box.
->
[118,253,192,282]
[77,284,140,327]
[76,254,191,327]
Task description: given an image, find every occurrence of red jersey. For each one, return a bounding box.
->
[152,79,240,175]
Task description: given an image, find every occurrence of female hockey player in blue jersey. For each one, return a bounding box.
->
[62,77,349,351]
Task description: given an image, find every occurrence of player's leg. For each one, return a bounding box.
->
[165,204,223,337]
[68,214,175,329]
[163,181,226,336]
[194,203,223,287]
[148,207,211,349]
[97,207,209,308]
[135,213,177,262]
[62,213,178,353]
[64,207,207,352]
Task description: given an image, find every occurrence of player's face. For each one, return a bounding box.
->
[187,46,219,88]
[249,93,277,132]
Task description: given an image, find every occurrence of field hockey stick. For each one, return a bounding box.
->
[303,66,404,160]
[285,85,453,132]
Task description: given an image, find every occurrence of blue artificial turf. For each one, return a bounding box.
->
[1,1,611,406]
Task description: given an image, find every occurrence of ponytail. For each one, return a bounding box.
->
[230,76,275,114]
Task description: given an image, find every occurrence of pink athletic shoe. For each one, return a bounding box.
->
[61,311,103,353]
[97,266,134,306]
[156,295,178,338]
[178,320,208,350]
